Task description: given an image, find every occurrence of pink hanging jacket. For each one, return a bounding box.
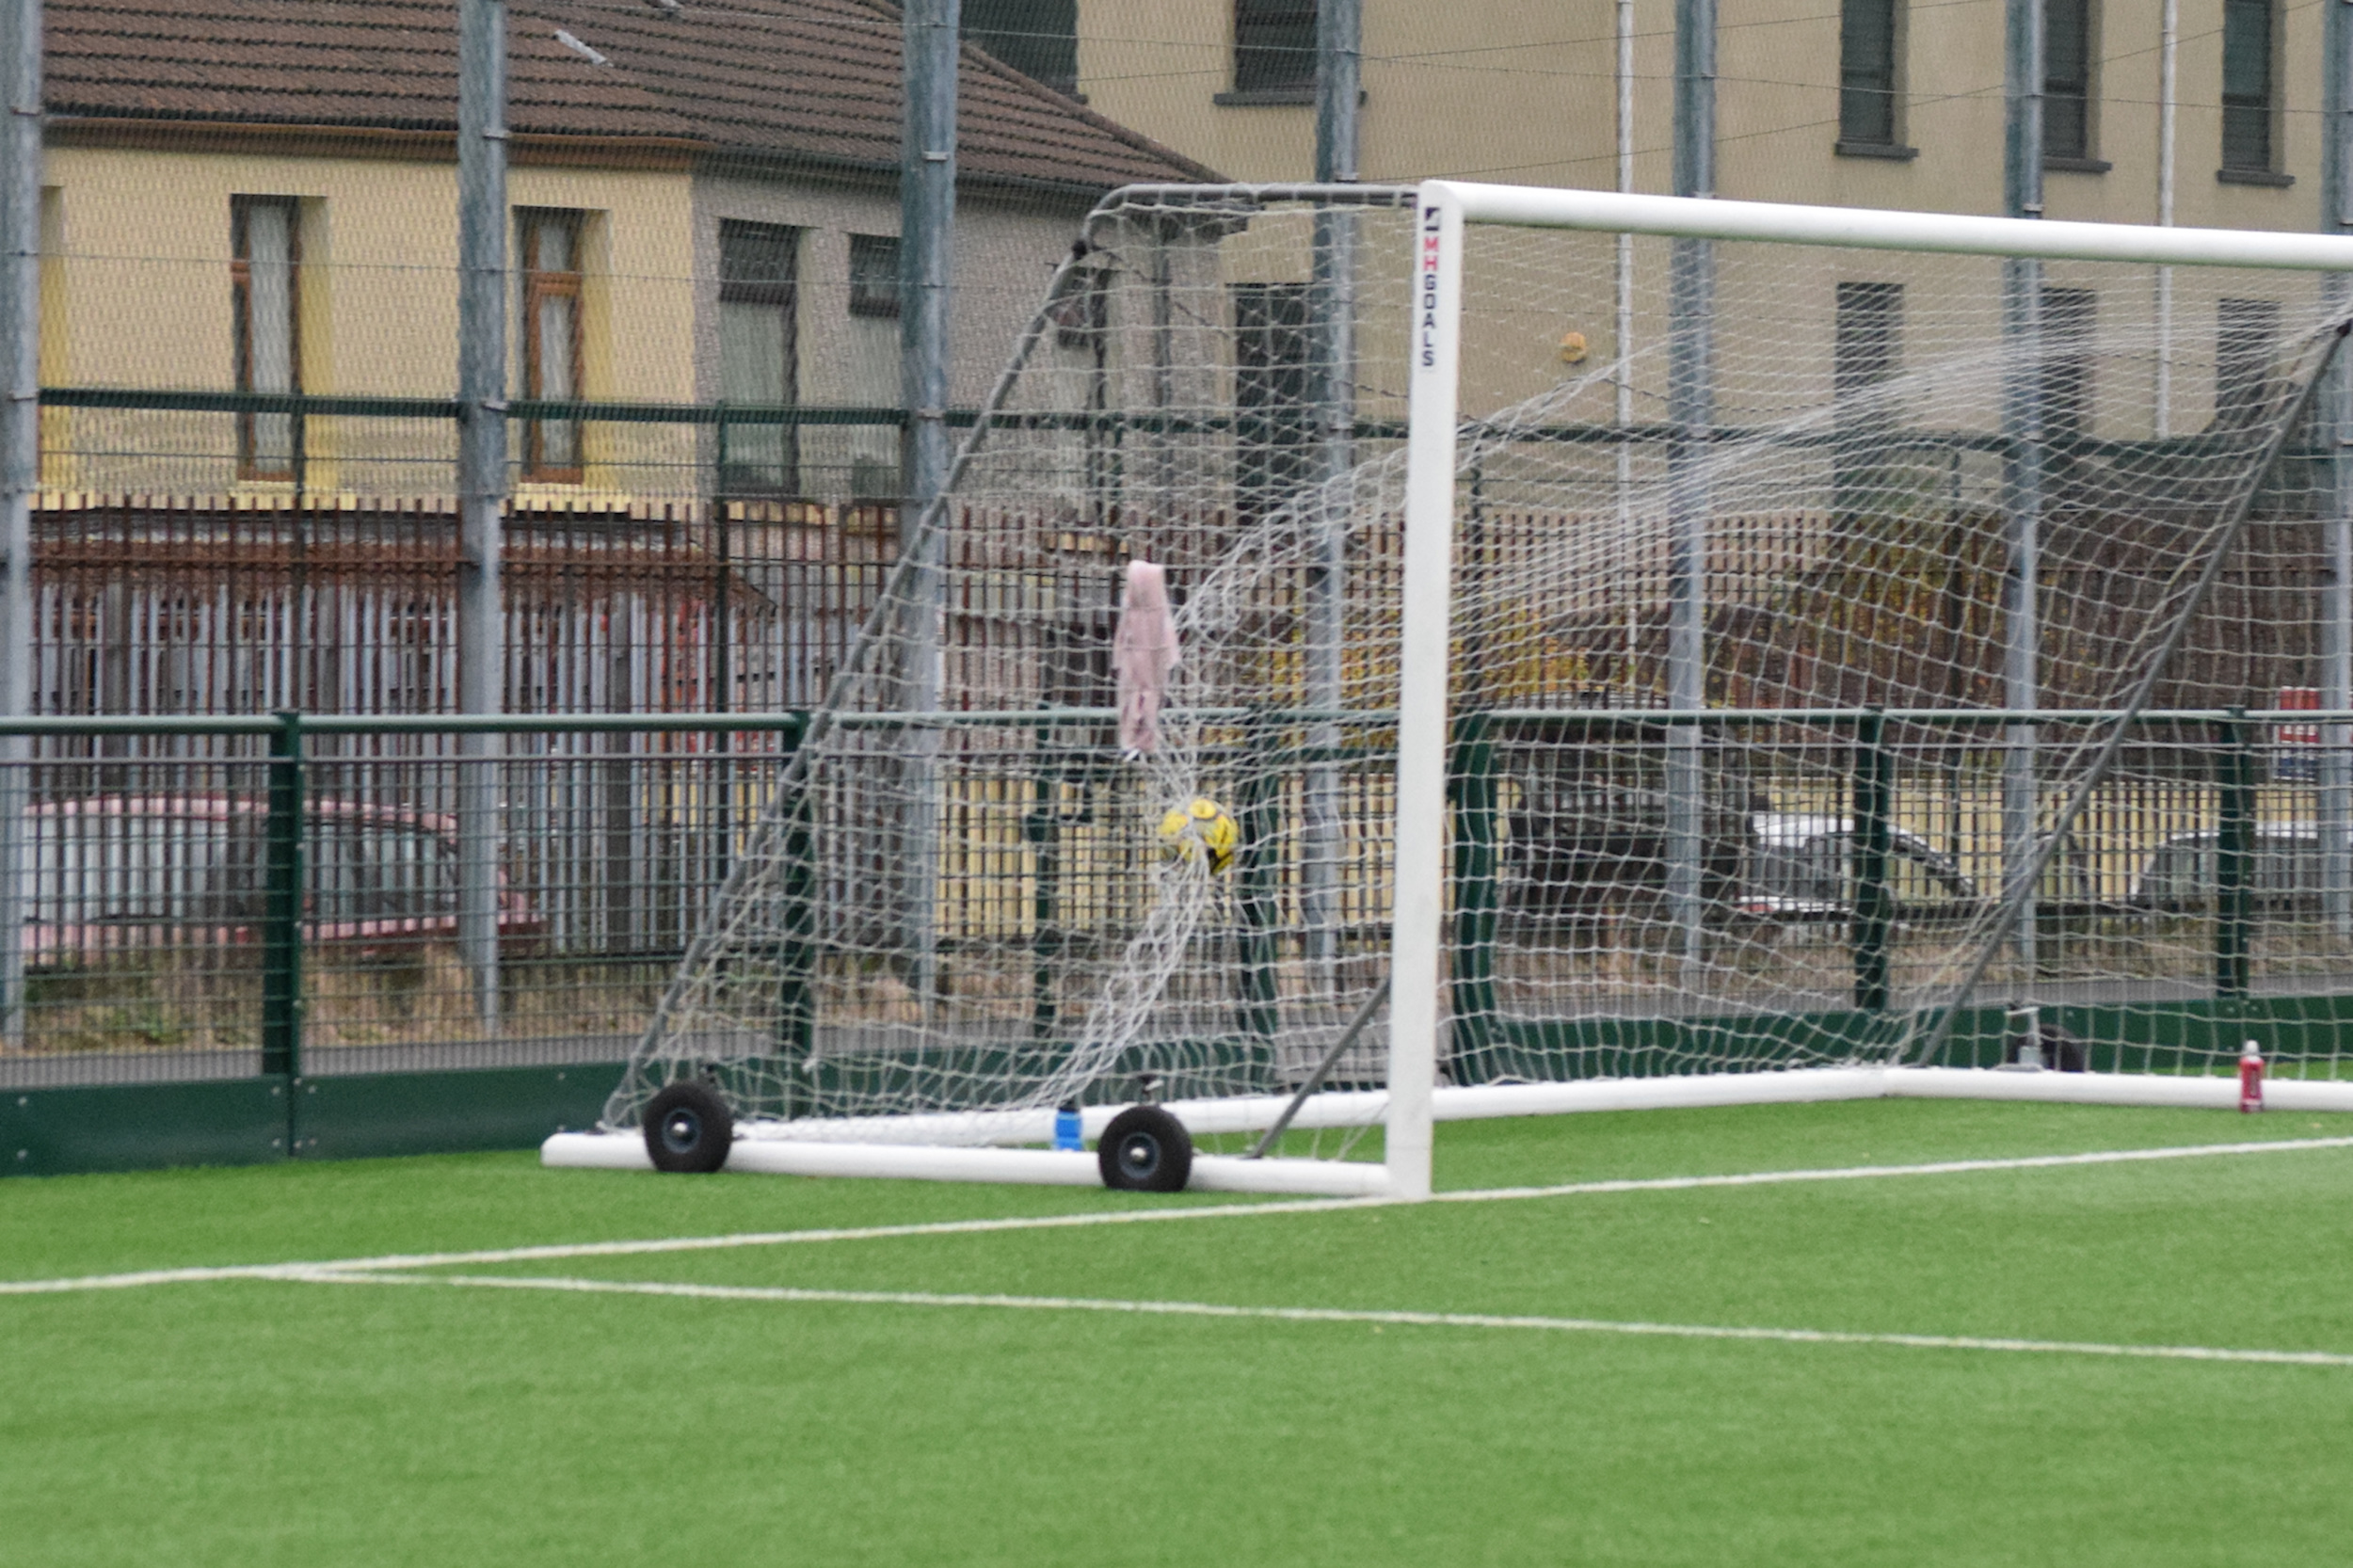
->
[1112,559,1179,758]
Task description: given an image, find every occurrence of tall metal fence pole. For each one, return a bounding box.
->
[1666,0,1717,975]
[1615,0,1637,690]
[456,0,508,1032]
[1304,0,1359,997]
[2002,0,2046,976]
[2154,0,2177,437]
[2320,0,2353,940]
[0,0,36,1051]
[899,0,957,1009]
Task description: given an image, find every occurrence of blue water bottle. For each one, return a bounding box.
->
[1053,1099,1083,1152]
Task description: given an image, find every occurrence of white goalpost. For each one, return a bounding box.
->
[549,180,2353,1196]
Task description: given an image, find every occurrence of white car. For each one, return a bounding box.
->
[1733,813,1980,924]
[2129,823,2326,913]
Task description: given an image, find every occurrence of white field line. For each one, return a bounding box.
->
[283,1267,2353,1370]
[6,1133,2353,1298]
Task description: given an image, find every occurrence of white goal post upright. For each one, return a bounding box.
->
[1387,192,1465,1200]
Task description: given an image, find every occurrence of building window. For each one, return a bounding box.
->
[964,0,1079,97]
[848,234,900,319]
[1834,282,1903,400]
[1833,281,1903,511]
[2041,287,2097,441]
[718,220,798,497]
[520,208,584,483]
[1053,267,1113,520]
[2222,0,2275,173]
[2044,0,2092,163]
[1233,1,1317,97]
[2216,297,2282,427]
[1837,0,1899,149]
[1233,283,1312,522]
[232,197,300,482]
[845,235,902,501]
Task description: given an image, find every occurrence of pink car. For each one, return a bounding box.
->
[18,794,539,967]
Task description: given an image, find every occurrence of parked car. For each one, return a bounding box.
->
[1503,781,1753,920]
[2129,824,2329,914]
[1503,782,1987,927]
[17,794,537,966]
[1732,813,1982,924]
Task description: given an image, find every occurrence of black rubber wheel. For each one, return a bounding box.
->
[644,1080,734,1174]
[1097,1104,1193,1192]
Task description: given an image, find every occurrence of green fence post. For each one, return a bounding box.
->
[1235,718,1280,1046]
[774,714,814,1112]
[1851,707,1893,1012]
[1025,725,1061,1042]
[2216,708,2255,1001]
[1449,712,1500,1080]
[261,712,304,1093]
[713,399,728,492]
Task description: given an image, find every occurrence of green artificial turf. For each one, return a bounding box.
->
[6,1099,2353,1566]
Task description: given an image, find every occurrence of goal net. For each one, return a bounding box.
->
[569,181,2353,1194]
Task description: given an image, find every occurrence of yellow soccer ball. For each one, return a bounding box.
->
[1157,796,1240,874]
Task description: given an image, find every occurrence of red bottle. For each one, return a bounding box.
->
[2239,1042,2265,1113]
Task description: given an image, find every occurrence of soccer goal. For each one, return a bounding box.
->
[547,180,2353,1196]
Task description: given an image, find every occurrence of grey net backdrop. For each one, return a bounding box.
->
[605,184,2353,1147]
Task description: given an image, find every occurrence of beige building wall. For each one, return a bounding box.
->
[36,141,700,500]
[34,137,1104,507]
[1079,0,2345,456]
[1077,0,2332,237]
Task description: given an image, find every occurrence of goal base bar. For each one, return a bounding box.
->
[690,1065,1896,1153]
[539,1132,1393,1195]
[1434,1066,2353,1117]
[709,1064,2353,1149]
[542,1067,2353,1191]
[1887,1066,2353,1112]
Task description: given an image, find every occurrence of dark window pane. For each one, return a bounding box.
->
[232,196,301,481]
[2222,0,2273,169]
[1834,281,1904,514]
[2216,297,2281,428]
[2043,0,2089,160]
[1235,1,1317,94]
[1834,281,1903,398]
[2041,287,2097,440]
[2222,0,2270,98]
[518,209,585,481]
[964,0,1079,95]
[2044,95,2089,161]
[849,233,901,318]
[721,220,796,290]
[719,221,799,495]
[1233,283,1313,522]
[1838,0,1897,145]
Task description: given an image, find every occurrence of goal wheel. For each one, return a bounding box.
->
[644,1080,734,1174]
[1097,1104,1193,1192]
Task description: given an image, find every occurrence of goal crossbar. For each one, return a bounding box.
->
[1431,182,2353,272]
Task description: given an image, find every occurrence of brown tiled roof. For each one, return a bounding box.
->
[45,0,1219,194]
